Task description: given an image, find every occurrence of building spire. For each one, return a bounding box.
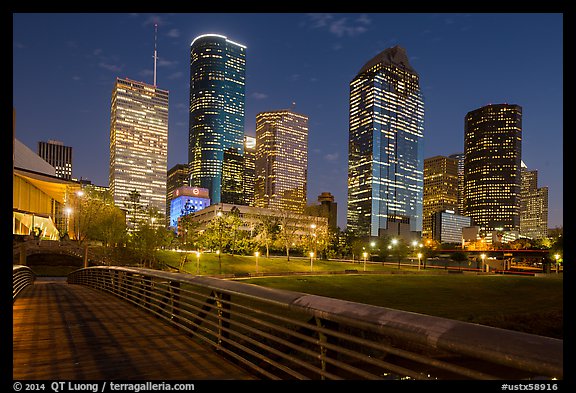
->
[153,24,158,86]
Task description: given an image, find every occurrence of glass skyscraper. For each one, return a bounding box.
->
[347,46,424,237]
[188,34,246,205]
[255,109,308,213]
[109,77,169,230]
[463,104,522,233]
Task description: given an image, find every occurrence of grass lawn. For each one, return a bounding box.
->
[241,274,563,339]
[157,250,403,275]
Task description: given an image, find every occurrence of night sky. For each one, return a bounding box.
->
[12,13,563,230]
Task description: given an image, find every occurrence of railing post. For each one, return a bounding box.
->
[170,280,181,325]
[215,291,231,350]
[315,316,328,380]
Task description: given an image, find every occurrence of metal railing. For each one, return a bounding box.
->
[13,265,35,301]
[67,266,563,380]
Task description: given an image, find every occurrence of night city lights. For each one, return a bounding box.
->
[12,12,565,385]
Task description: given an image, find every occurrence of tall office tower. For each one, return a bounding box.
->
[37,140,73,180]
[243,135,256,206]
[423,156,459,240]
[255,109,308,213]
[347,45,424,237]
[188,34,246,205]
[166,164,189,226]
[448,153,465,214]
[520,162,548,240]
[109,77,169,230]
[463,104,522,233]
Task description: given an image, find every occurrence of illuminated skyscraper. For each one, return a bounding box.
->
[188,34,246,205]
[423,156,459,240]
[448,152,465,214]
[255,109,308,213]
[520,162,548,240]
[243,135,256,206]
[463,104,522,233]
[109,77,169,229]
[166,164,189,226]
[347,46,424,237]
[37,140,72,180]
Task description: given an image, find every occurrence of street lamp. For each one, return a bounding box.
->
[216,210,223,273]
[310,251,314,272]
[363,251,368,271]
[417,253,422,271]
[391,238,399,269]
[554,254,560,274]
[310,224,317,259]
[255,251,260,274]
[481,253,486,273]
[65,207,73,239]
[76,190,84,241]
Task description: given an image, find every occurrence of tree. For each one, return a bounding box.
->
[226,206,244,255]
[277,209,300,261]
[450,251,468,271]
[123,189,144,230]
[254,214,280,258]
[178,214,202,250]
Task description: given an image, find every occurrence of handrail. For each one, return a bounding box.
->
[67,266,563,380]
[13,265,35,301]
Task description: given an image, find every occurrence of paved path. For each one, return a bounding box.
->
[13,278,257,380]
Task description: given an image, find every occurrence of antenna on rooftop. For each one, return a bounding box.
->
[153,23,158,86]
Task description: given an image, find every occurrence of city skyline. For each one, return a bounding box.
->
[12,13,563,230]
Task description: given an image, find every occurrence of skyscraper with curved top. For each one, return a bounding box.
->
[188,34,246,205]
[347,45,424,237]
[463,103,522,233]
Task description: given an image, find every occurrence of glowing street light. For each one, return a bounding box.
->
[195,251,201,274]
[417,253,422,271]
[75,190,85,241]
[309,251,314,272]
[255,251,260,274]
[554,254,560,274]
[65,206,73,237]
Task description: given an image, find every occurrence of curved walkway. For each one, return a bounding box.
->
[13,278,257,380]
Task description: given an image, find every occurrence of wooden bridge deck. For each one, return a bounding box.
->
[13,278,257,380]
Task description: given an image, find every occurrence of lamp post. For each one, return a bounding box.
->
[363,252,367,272]
[481,253,486,273]
[195,251,200,274]
[255,251,260,274]
[65,207,72,239]
[310,223,317,259]
[216,210,223,274]
[310,251,314,272]
[417,253,422,271]
[554,254,560,274]
[76,190,84,241]
[391,238,399,269]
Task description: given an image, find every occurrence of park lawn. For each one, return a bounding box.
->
[241,274,563,339]
[157,250,400,275]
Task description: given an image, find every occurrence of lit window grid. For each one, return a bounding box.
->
[463,104,522,232]
[109,78,169,228]
[189,35,246,204]
[255,110,308,213]
[347,63,424,237]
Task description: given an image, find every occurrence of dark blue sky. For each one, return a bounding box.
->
[12,13,563,230]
